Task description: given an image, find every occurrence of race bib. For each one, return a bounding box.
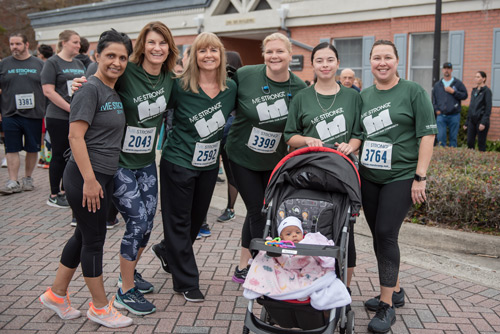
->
[192,141,220,167]
[247,127,281,154]
[67,80,74,97]
[15,93,35,109]
[122,126,156,153]
[361,140,393,170]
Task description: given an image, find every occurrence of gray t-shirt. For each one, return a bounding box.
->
[0,56,45,119]
[85,62,98,77]
[41,55,85,120]
[69,76,126,175]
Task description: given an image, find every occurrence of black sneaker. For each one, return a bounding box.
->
[364,288,405,311]
[114,287,156,315]
[217,208,235,222]
[151,243,170,273]
[106,218,120,230]
[182,289,204,303]
[232,265,250,284]
[368,301,396,333]
[118,270,154,294]
[47,194,70,208]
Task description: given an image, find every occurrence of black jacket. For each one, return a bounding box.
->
[466,86,492,126]
[432,77,468,115]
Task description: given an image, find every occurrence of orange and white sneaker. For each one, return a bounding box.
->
[86,296,133,328]
[39,287,81,320]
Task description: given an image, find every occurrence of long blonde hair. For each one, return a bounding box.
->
[180,32,227,93]
[57,30,79,53]
[130,21,179,73]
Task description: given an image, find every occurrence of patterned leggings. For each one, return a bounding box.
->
[113,163,158,261]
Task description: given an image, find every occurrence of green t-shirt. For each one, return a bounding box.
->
[359,79,438,184]
[161,78,237,171]
[115,62,174,169]
[284,84,362,145]
[225,64,307,171]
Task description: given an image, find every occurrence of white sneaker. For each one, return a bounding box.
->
[0,180,22,195]
[21,176,34,191]
[39,287,81,320]
[87,296,133,328]
[1,157,6,168]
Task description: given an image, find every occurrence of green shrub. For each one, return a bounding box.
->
[409,147,500,233]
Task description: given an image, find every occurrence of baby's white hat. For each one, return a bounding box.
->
[278,216,303,236]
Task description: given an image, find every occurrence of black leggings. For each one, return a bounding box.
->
[361,176,413,287]
[229,160,272,249]
[60,161,112,277]
[46,117,70,195]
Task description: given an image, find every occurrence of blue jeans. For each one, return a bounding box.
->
[113,163,158,261]
[436,113,460,147]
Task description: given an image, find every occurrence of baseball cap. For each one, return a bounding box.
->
[443,62,453,69]
[278,216,303,236]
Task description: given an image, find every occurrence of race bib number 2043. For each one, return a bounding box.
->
[361,140,393,170]
[122,126,156,153]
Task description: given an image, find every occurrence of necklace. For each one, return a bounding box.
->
[142,67,162,89]
[262,70,293,101]
[315,84,339,113]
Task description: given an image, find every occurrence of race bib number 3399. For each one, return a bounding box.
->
[361,140,393,170]
[247,127,281,154]
[122,126,156,153]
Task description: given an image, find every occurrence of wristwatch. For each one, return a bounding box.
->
[414,174,426,182]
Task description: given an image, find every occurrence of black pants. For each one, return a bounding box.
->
[46,117,70,195]
[361,176,413,287]
[229,160,272,248]
[467,120,489,152]
[60,161,112,277]
[159,159,218,292]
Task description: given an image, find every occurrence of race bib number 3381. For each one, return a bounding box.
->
[361,140,393,170]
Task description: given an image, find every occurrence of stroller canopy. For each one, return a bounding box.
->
[265,146,362,216]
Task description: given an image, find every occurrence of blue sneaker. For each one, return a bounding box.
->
[117,270,154,294]
[199,227,211,237]
[114,287,155,315]
[196,233,202,240]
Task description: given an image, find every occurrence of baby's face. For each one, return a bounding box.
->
[280,226,303,243]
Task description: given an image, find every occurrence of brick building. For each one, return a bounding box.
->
[29,0,500,140]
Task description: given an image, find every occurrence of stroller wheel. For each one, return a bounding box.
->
[339,310,355,334]
[346,310,354,334]
[242,325,250,334]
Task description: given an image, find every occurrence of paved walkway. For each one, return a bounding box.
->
[1,158,500,333]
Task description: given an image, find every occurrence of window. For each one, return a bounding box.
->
[334,38,363,79]
[409,32,449,96]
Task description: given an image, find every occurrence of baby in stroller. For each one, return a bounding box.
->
[243,216,351,311]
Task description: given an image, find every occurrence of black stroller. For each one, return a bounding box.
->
[242,146,361,334]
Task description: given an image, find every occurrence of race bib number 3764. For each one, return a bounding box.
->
[361,140,393,170]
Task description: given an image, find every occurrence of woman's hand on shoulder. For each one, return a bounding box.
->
[71,76,87,93]
[82,178,104,213]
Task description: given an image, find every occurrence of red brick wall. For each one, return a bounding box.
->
[286,9,500,140]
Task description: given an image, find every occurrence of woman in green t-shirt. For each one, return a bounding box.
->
[284,41,363,296]
[359,40,437,333]
[225,33,307,283]
[152,32,237,303]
